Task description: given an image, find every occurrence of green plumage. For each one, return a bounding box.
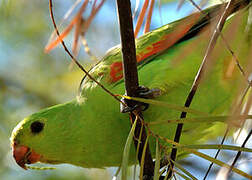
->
[11,2,251,169]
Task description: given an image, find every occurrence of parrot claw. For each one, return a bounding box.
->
[120,99,149,113]
[137,85,162,99]
[143,175,165,180]
[120,86,161,113]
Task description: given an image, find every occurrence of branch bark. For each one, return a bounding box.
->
[116,0,154,178]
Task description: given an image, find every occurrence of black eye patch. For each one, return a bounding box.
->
[30,121,44,134]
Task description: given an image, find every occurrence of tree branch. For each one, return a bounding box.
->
[116,0,154,178]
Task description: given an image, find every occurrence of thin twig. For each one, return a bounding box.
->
[184,1,252,178]
[204,80,252,179]
[45,0,89,52]
[188,0,205,13]
[167,1,237,178]
[203,128,229,179]
[228,130,252,176]
[80,33,99,62]
[81,0,106,37]
[234,84,251,141]
[144,0,155,34]
[48,0,121,103]
[186,0,249,84]
[145,122,252,179]
[46,0,82,52]
[134,0,150,37]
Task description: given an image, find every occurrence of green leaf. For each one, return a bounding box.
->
[121,119,137,180]
[153,139,161,180]
[139,133,150,180]
[172,160,197,180]
[173,169,191,180]
[119,95,209,116]
[148,115,252,125]
[159,136,252,179]
[134,124,144,180]
[182,144,252,152]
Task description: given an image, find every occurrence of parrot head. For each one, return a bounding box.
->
[11,113,49,169]
[10,101,83,169]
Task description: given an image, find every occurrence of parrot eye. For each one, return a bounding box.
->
[30,121,44,134]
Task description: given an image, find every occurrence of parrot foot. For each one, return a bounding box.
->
[120,86,161,113]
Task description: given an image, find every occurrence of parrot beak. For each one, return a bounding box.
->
[12,141,41,170]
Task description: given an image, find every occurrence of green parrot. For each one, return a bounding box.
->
[11,1,251,170]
